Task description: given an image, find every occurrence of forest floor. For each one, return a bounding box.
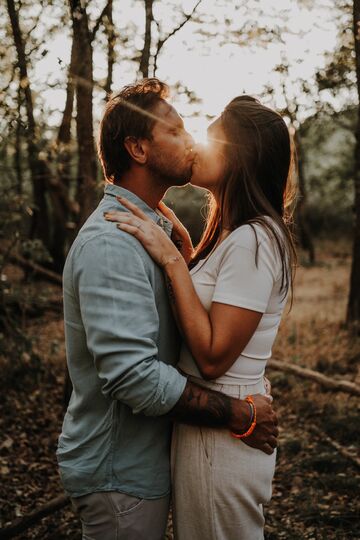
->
[0,238,359,540]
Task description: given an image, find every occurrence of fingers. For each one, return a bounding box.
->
[116,223,143,237]
[268,435,278,449]
[263,376,272,395]
[105,211,142,227]
[263,443,275,455]
[157,201,176,220]
[104,210,131,223]
[116,196,151,222]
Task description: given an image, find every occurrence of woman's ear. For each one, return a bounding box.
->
[124,136,148,165]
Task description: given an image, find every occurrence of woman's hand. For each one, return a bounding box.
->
[157,201,193,264]
[104,196,180,268]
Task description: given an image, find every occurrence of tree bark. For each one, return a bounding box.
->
[6,0,51,247]
[14,84,23,195]
[347,0,360,327]
[139,0,154,78]
[69,0,98,227]
[104,0,115,97]
[49,39,79,272]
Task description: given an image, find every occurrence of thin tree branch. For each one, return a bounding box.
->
[268,359,360,396]
[90,0,111,42]
[153,0,202,75]
[0,495,70,539]
[6,252,63,285]
[308,426,360,469]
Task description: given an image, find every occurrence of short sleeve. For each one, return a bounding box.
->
[212,227,279,313]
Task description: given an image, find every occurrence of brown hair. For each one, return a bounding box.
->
[191,95,297,299]
[98,78,169,184]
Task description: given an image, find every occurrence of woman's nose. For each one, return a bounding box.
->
[185,132,195,149]
[194,143,204,155]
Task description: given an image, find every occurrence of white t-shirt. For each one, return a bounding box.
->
[178,219,288,384]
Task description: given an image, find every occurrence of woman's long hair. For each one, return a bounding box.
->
[190,96,297,300]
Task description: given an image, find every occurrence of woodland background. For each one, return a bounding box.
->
[0,0,359,538]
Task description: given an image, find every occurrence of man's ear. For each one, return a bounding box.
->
[124,136,148,165]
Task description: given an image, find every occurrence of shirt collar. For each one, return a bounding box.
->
[104,183,173,235]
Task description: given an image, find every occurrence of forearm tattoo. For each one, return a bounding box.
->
[170,381,233,428]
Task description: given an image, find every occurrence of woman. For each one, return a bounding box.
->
[105,95,296,539]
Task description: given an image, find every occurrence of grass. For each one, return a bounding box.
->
[0,238,359,539]
[264,238,360,540]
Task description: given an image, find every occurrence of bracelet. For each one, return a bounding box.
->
[230,396,257,439]
[162,255,181,269]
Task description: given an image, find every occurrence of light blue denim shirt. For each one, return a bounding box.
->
[57,183,187,499]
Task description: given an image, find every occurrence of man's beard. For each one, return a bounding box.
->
[147,151,192,187]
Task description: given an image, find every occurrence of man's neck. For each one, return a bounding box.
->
[115,169,167,210]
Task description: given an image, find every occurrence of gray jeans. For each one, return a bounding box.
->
[71,491,170,540]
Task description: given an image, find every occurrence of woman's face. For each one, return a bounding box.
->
[190,118,228,192]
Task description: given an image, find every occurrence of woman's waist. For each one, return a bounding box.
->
[185,374,266,399]
[178,348,268,386]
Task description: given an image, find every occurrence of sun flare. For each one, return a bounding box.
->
[185,116,210,146]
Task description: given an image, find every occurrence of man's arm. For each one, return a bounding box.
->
[170,381,278,455]
[74,231,277,453]
[73,232,188,416]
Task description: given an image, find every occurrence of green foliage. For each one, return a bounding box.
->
[300,107,355,234]
[316,0,355,94]
[164,184,208,244]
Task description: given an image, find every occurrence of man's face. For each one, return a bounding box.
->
[145,101,195,187]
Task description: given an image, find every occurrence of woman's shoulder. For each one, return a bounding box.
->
[225,217,278,251]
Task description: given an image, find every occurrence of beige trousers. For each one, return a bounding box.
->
[171,377,276,540]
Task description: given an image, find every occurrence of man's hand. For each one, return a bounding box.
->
[171,383,278,456]
[230,394,278,455]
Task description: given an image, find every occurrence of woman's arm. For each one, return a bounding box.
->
[157,201,194,264]
[104,197,263,380]
[163,258,262,379]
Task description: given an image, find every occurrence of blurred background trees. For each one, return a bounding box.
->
[0,0,359,369]
[0,2,359,537]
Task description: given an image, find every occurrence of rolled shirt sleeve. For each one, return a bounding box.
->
[72,232,187,417]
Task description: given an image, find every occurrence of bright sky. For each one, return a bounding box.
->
[32,0,345,142]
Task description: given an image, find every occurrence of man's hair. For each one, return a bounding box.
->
[98,78,170,183]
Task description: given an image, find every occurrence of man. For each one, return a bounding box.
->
[57,78,278,540]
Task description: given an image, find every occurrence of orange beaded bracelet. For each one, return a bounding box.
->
[230,396,257,439]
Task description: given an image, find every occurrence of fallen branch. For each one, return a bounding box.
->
[0,494,70,539]
[9,253,62,285]
[268,359,360,396]
[5,295,63,316]
[308,426,360,469]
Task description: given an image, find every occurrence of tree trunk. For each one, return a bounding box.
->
[139,0,154,78]
[347,0,360,327]
[49,39,78,272]
[14,84,23,195]
[6,0,51,247]
[104,0,115,97]
[294,130,316,264]
[69,0,97,227]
